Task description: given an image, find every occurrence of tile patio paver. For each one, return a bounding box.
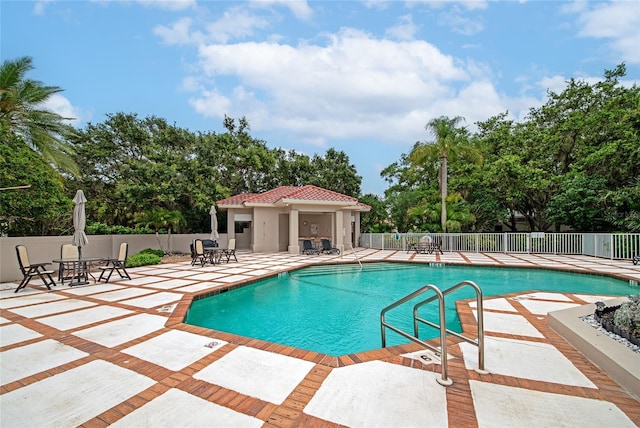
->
[73,313,168,348]
[122,329,226,371]
[110,388,263,428]
[1,339,88,385]
[470,380,636,427]
[0,360,155,427]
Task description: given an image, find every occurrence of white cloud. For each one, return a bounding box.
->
[538,75,569,95]
[188,88,232,118]
[409,0,488,11]
[187,27,520,147]
[385,14,419,41]
[154,17,203,45]
[33,0,55,15]
[136,0,196,11]
[568,0,640,63]
[205,6,271,43]
[437,8,485,35]
[363,0,390,11]
[40,94,89,126]
[249,0,313,20]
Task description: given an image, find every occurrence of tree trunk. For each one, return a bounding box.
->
[440,154,448,232]
[155,231,166,254]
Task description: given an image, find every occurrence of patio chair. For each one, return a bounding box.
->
[58,244,79,282]
[430,237,443,255]
[221,238,237,263]
[302,239,320,255]
[15,245,56,292]
[634,255,639,265]
[191,239,208,266]
[408,236,431,254]
[98,242,131,282]
[320,239,340,255]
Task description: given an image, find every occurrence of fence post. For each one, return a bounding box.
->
[610,233,614,260]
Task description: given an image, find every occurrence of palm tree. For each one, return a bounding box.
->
[0,56,78,175]
[409,116,482,232]
[134,208,185,254]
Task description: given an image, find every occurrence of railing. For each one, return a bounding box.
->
[345,242,362,269]
[380,280,486,386]
[360,232,640,260]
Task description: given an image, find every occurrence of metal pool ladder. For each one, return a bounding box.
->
[346,243,362,269]
[380,280,487,386]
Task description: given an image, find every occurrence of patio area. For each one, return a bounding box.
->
[1,249,640,427]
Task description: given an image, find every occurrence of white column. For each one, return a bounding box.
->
[288,209,300,254]
[336,210,344,253]
[227,209,236,244]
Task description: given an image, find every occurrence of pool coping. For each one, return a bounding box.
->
[548,296,640,400]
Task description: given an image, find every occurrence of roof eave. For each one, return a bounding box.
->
[282,198,356,206]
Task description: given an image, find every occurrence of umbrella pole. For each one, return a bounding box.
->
[70,246,89,286]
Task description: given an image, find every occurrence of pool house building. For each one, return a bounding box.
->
[216,185,371,255]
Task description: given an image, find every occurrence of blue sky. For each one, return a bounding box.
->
[2,0,639,196]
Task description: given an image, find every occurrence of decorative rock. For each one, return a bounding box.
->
[582,314,640,353]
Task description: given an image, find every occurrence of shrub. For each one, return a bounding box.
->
[139,248,165,257]
[126,253,161,268]
[613,293,640,337]
[86,223,154,235]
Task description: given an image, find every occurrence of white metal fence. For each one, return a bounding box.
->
[359,232,640,260]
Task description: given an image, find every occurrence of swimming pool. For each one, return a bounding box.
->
[185,263,635,356]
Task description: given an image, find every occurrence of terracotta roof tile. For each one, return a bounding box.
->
[217,185,369,209]
[216,193,258,206]
[244,186,301,204]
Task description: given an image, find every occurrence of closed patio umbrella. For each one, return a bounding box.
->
[71,190,89,285]
[210,205,219,241]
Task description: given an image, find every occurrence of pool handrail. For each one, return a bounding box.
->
[380,283,451,386]
[346,243,362,269]
[380,280,487,387]
[413,280,487,375]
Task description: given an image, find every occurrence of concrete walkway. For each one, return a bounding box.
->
[1,249,639,427]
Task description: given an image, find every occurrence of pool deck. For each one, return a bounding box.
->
[1,249,640,427]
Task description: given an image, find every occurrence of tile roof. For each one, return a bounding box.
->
[216,185,370,210]
[215,193,258,206]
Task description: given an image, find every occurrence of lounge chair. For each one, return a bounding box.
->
[221,238,237,263]
[408,236,432,254]
[430,237,443,255]
[98,242,131,282]
[58,244,79,282]
[15,245,56,292]
[302,239,320,255]
[191,239,208,266]
[408,236,443,254]
[320,239,340,255]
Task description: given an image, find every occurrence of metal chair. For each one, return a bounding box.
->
[221,238,237,262]
[58,244,79,282]
[15,245,56,292]
[98,242,131,282]
[191,239,207,266]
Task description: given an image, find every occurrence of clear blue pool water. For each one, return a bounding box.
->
[185,263,636,356]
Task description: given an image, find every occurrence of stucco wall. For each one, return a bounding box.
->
[251,207,282,253]
[0,233,228,283]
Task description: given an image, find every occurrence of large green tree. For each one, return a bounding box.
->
[0,134,71,236]
[0,56,78,175]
